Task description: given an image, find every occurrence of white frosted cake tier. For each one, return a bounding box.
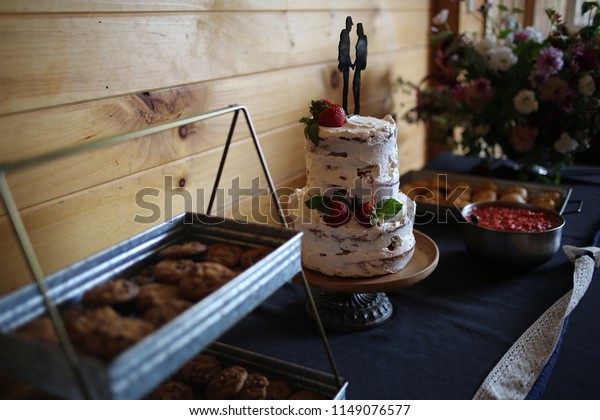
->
[305,114,399,203]
[290,190,416,277]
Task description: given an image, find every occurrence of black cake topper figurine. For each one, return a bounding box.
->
[338,16,354,115]
[338,16,368,115]
[353,23,367,115]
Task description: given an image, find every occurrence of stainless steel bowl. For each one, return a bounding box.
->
[460,201,565,268]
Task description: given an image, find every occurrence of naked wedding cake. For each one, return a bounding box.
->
[290,100,416,277]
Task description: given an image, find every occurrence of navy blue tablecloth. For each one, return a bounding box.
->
[221,154,600,399]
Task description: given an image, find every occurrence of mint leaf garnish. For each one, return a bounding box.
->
[300,99,331,146]
[299,116,319,145]
[375,198,403,221]
[305,195,326,212]
[306,194,351,216]
[306,194,402,224]
[305,120,320,146]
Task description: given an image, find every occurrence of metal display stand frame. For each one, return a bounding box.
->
[0,104,342,399]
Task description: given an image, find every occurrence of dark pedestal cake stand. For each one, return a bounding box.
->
[303,230,439,331]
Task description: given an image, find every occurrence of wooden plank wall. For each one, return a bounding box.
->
[0,0,430,295]
[458,0,488,35]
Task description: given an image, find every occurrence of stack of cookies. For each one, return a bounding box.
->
[12,240,273,361]
[147,353,327,400]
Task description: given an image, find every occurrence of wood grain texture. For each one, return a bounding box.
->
[0,125,305,292]
[1,49,428,216]
[0,10,428,115]
[0,0,427,13]
[0,49,428,164]
[458,0,486,35]
[0,2,431,295]
[0,115,425,292]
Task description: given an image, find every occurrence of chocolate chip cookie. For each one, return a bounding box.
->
[81,278,139,308]
[179,262,236,301]
[236,373,269,400]
[142,298,193,328]
[266,379,292,400]
[175,354,221,388]
[136,283,182,311]
[148,380,195,400]
[133,265,156,286]
[153,259,195,284]
[205,243,244,268]
[240,247,272,269]
[158,241,207,260]
[205,366,248,399]
[65,306,155,360]
[14,316,59,345]
[289,390,327,399]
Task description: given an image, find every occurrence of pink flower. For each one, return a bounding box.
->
[555,13,564,24]
[529,71,547,87]
[561,90,576,112]
[535,47,564,76]
[510,126,539,152]
[452,85,469,104]
[479,2,492,16]
[466,78,492,106]
[514,32,530,42]
[471,78,493,98]
[573,44,599,71]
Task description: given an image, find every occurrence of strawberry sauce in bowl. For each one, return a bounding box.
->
[460,202,565,268]
[466,205,561,233]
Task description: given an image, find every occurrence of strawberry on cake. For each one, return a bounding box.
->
[290,100,416,278]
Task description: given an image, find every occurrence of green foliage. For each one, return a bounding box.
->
[305,194,402,225]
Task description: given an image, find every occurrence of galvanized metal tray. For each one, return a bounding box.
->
[401,169,577,222]
[0,212,303,399]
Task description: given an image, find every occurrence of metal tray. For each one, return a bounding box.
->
[202,342,347,400]
[401,169,575,222]
[0,212,303,399]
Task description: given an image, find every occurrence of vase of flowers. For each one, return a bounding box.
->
[398,1,600,184]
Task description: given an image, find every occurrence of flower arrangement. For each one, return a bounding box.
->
[398,1,600,183]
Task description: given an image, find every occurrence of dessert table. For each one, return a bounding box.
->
[221,153,600,400]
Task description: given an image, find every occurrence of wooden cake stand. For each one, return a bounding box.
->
[303,230,439,331]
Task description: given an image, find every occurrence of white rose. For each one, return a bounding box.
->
[475,38,495,56]
[501,14,519,31]
[433,9,449,26]
[525,26,544,43]
[499,37,516,50]
[513,90,538,114]
[578,74,596,97]
[554,133,578,154]
[488,46,517,71]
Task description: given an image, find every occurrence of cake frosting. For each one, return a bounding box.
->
[306,115,399,203]
[290,113,416,277]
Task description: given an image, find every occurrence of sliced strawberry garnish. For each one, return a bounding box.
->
[323,199,351,227]
[355,202,375,228]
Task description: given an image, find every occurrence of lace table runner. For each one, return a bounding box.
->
[473,245,600,400]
